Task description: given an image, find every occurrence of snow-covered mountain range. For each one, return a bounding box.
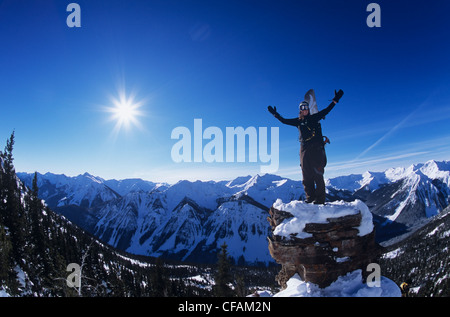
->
[327,160,450,226]
[17,160,450,265]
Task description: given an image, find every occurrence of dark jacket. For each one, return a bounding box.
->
[273,101,336,150]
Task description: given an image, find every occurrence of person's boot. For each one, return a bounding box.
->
[314,188,326,205]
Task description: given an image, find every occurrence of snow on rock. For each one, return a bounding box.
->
[272,199,373,239]
[268,199,380,289]
[273,270,401,297]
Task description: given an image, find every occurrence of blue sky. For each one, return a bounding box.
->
[1,0,450,183]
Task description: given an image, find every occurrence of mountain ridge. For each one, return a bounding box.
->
[17,159,450,265]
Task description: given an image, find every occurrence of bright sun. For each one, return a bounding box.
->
[112,97,139,125]
[105,89,145,135]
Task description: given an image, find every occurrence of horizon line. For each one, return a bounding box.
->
[15,158,448,185]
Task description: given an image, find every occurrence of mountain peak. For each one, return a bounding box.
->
[419,160,450,180]
[226,175,253,188]
[80,172,104,184]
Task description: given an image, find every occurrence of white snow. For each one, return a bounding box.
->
[15,159,449,266]
[427,223,444,237]
[247,290,273,297]
[0,288,10,297]
[382,248,403,259]
[336,256,350,263]
[273,270,401,297]
[272,199,373,239]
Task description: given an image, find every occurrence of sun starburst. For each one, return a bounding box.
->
[105,89,145,135]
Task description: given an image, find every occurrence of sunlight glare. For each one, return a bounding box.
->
[105,89,145,135]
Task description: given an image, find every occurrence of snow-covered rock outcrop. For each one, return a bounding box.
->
[267,199,399,296]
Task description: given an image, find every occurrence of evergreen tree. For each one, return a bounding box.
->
[0,132,26,266]
[0,135,8,225]
[235,274,247,297]
[0,224,15,289]
[0,133,20,295]
[27,172,55,294]
[213,242,234,297]
[150,257,169,296]
[0,158,8,284]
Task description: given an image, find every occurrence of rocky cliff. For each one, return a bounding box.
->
[267,200,382,288]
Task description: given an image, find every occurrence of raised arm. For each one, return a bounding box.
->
[268,106,299,127]
[316,89,343,120]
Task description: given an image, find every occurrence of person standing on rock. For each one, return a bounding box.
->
[268,89,343,204]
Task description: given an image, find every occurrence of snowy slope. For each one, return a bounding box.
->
[17,160,450,264]
[17,172,121,208]
[273,270,400,297]
[95,181,275,264]
[327,161,450,193]
[104,178,168,196]
[370,161,449,225]
[379,205,450,297]
[327,160,450,226]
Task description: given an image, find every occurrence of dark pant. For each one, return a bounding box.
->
[300,144,327,204]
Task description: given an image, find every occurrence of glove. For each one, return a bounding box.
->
[267,105,278,116]
[333,89,344,103]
